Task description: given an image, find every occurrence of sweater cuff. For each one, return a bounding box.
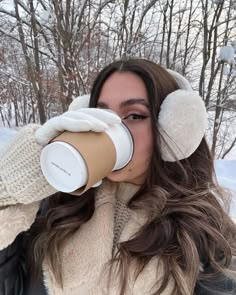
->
[0,124,57,206]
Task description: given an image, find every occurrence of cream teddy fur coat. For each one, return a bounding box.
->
[0,125,176,295]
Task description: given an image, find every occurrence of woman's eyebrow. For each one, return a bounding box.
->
[120,98,149,108]
[97,98,149,108]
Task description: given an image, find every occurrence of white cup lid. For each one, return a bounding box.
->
[105,123,134,170]
[40,141,88,192]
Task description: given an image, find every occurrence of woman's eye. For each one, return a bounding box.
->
[123,114,147,120]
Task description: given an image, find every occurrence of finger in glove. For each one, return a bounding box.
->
[78,108,121,125]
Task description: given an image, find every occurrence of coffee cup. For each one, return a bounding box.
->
[40,123,134,195]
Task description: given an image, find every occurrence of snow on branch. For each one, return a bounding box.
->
[218,46,235,65]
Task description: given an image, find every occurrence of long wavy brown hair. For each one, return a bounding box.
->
[27,58,236,295]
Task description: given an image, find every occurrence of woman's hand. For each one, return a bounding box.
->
[35,97,121,146]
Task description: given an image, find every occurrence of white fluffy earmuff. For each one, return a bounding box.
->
[158,69,208,162]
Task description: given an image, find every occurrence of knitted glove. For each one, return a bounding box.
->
[35,95,121,146]
[68,94,91,110]
[0,124,57,206]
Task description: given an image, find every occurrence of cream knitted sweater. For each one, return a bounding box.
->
[0,125,176,295]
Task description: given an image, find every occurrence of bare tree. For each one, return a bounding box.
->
[0,0,235,158]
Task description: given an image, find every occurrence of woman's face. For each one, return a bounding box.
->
[97,71,153,185]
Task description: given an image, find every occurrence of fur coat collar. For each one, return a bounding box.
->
[42,180,175,295]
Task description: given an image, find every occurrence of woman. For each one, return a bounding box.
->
[0,58,236,295]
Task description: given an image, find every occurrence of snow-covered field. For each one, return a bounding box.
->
[0,127,18,144]
[0,127,235,221]
[215,160,236,221]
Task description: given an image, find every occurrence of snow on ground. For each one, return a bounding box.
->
[215,160,236,221]
[0,127,236,220]
[0,127,18,146]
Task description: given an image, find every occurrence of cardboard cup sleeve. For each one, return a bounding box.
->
[41,131,116,195]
